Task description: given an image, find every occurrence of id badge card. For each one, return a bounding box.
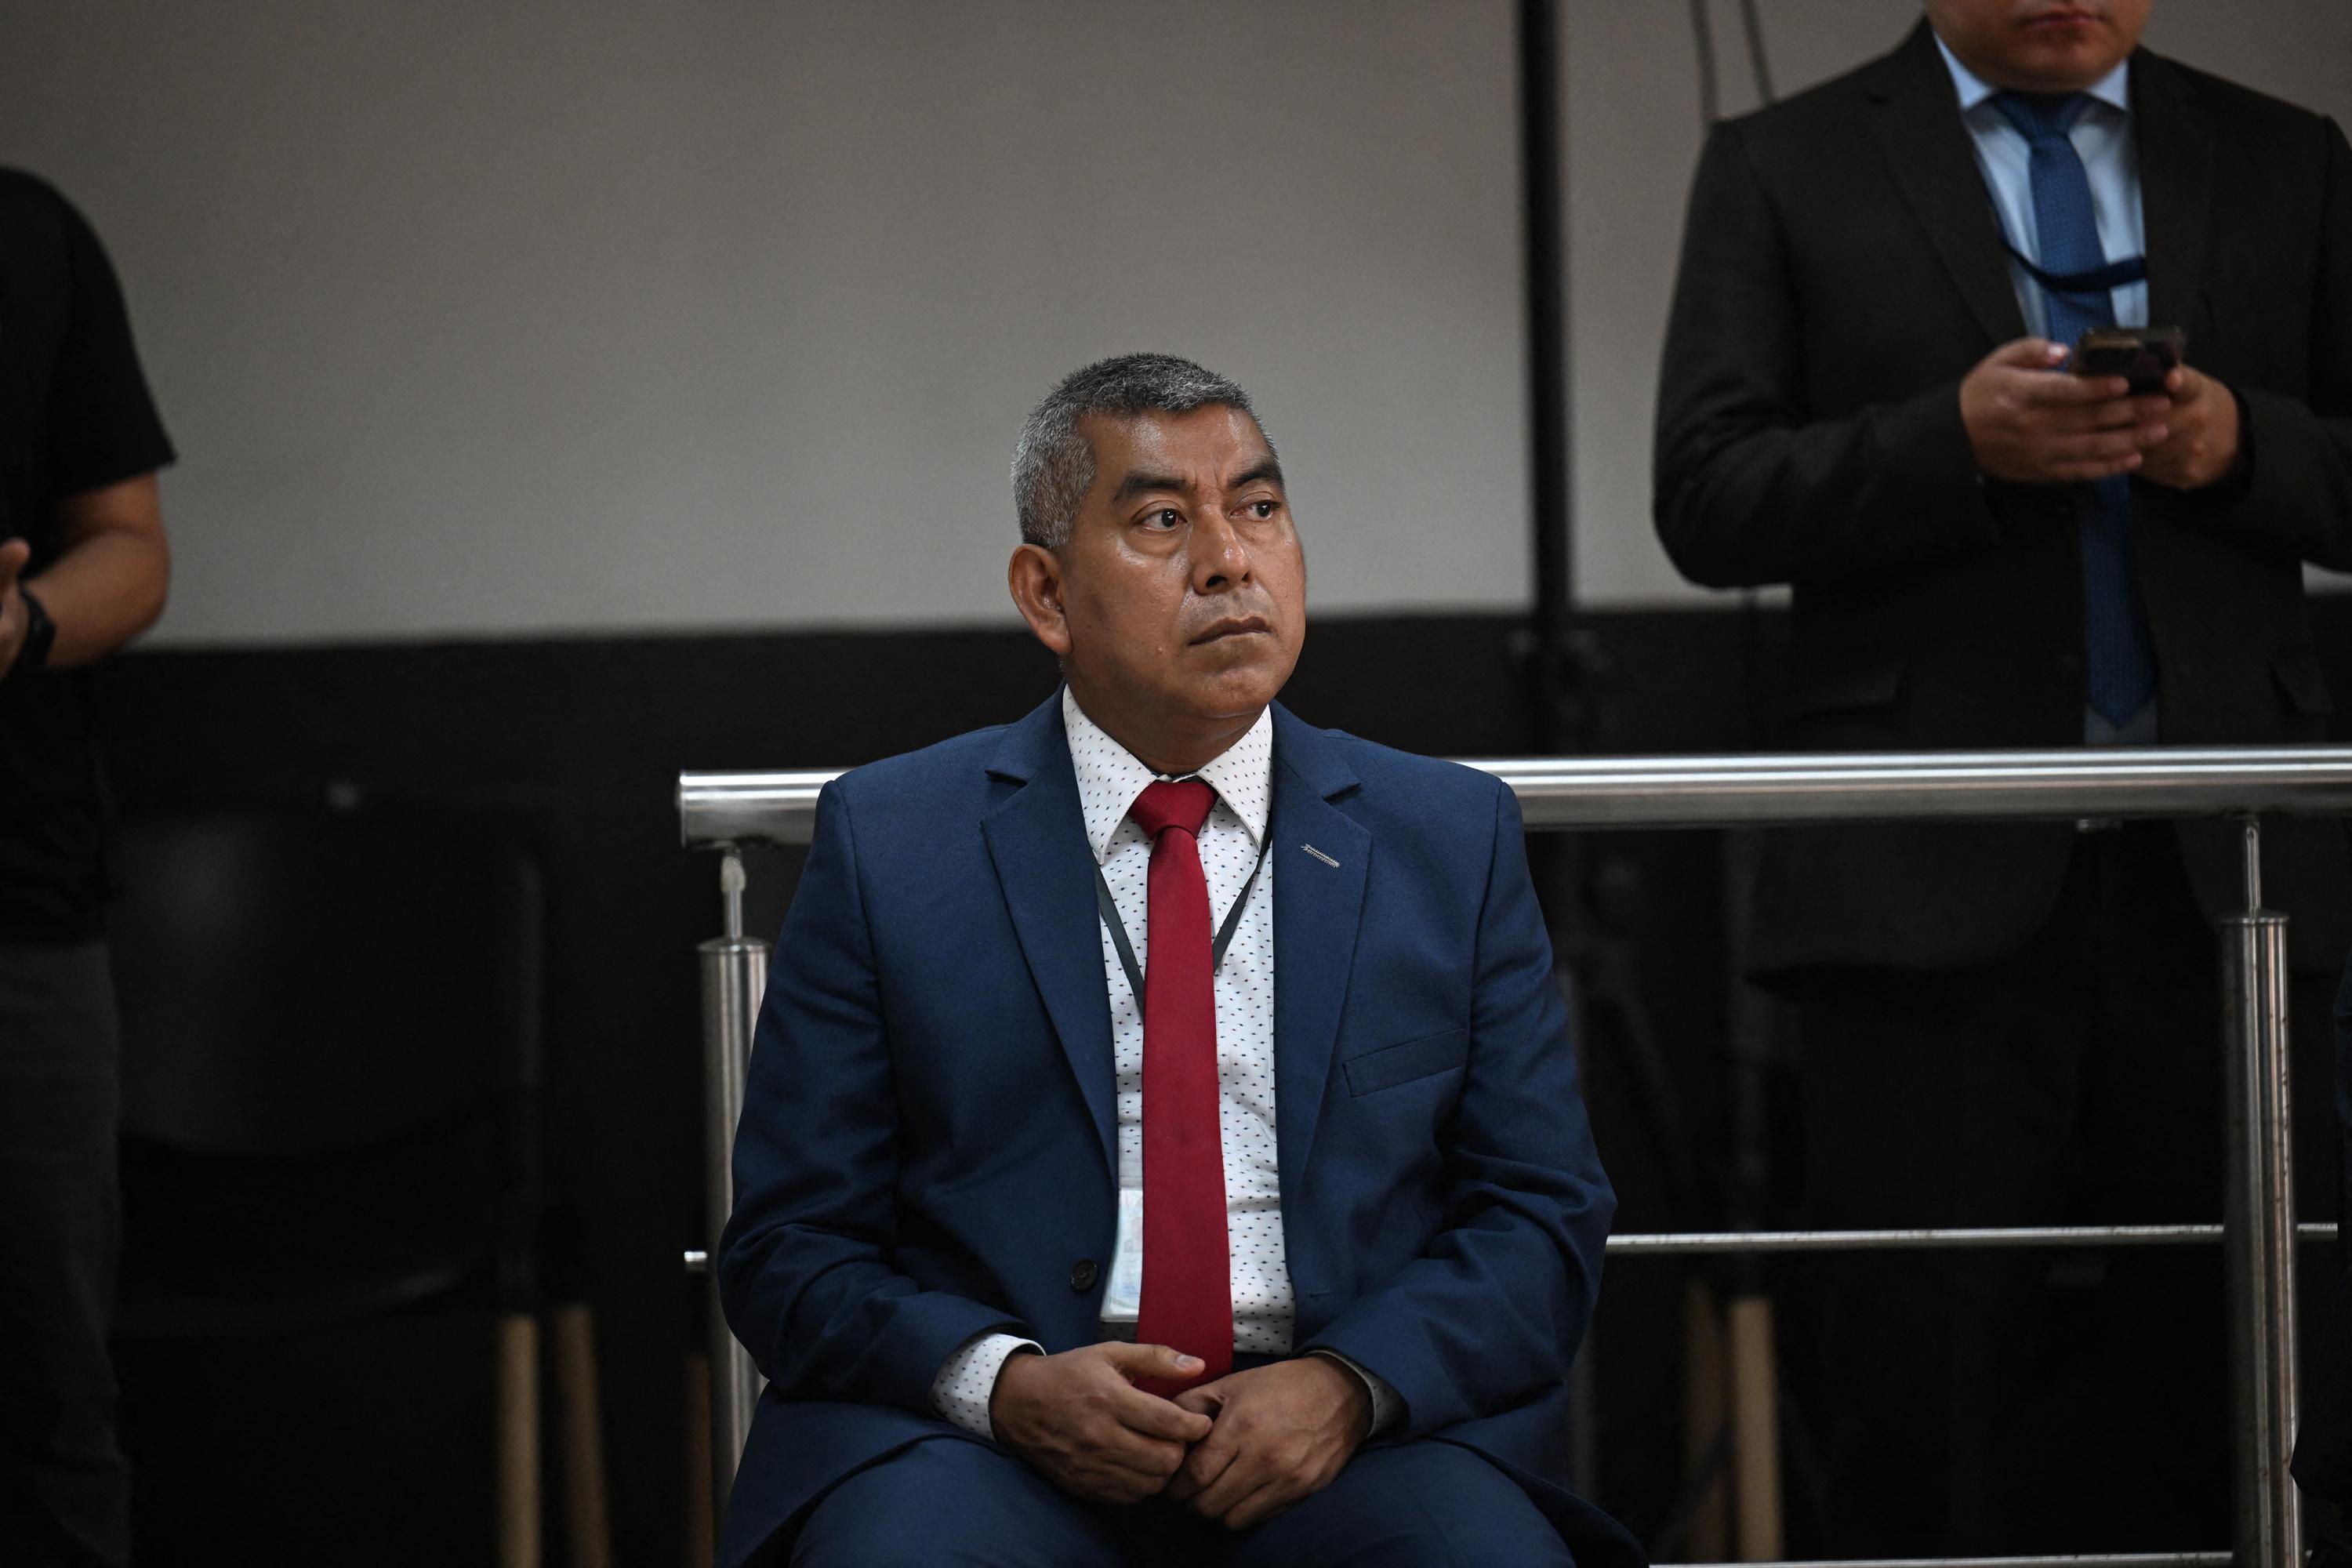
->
[1102,1186,1143,1321]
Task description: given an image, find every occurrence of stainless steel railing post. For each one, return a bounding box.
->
[2219,815,2299,1568]
[697,846,768,1527]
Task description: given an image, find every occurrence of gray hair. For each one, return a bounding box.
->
[1011,352,1270,549]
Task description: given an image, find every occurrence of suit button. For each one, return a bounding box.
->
[1069,1260,1099,1294]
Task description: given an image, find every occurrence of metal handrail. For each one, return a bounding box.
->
[1608,1221,2338,1257]
[681,743,2352,845]
[683,744,2347,1567]
[1665,1556,2231,1568]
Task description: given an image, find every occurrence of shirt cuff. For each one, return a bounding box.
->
[1305,1348,1404,1438]
[931,1331,1044,1439]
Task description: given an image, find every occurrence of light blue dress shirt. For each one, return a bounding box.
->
[1936,34,2147,339]
[1935,34,2158,746]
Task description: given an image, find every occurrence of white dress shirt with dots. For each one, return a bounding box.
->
[928,688,1402,1439]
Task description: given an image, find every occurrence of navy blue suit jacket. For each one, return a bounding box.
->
[716,692,1641,1566]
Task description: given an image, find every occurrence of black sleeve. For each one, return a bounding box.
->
[45,193,172,498]
[1651,122,2000,590]
[2180,114,2352,571]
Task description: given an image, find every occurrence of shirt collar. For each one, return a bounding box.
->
[1934,31,2131,118]
[1062,686,1273,866]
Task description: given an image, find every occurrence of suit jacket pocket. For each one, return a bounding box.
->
[2274,648,2336,717]
[1341,1027,1470,1097]
[1784,651,1907,722]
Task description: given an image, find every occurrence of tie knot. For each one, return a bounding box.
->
[1992,89,2092,145]
[1130,779,1216,840]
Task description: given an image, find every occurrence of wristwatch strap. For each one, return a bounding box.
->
[13,585,55,679]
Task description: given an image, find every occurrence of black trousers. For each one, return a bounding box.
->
[0,942,128,1568]
[1795,823,2336,1554]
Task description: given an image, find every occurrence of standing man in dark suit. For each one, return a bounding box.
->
[718,354,1642,1566]
[1653,0,2352,1549]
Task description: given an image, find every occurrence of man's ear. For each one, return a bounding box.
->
[1007,543,1073,656]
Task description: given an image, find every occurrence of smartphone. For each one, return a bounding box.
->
[2073,326,2185,395]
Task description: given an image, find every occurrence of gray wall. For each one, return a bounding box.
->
[2,2,2346,644]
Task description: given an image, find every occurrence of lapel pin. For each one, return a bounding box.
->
[1300,844,1340,868]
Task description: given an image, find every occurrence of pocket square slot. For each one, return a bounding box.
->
[1341,1026,1470,1096]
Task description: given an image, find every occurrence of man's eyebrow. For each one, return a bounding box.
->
[1227,459,1285,491]
[1109,469,1190,505]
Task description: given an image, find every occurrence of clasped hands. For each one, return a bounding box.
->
[1958,336,2241,490]
[989,1341,1371,1532]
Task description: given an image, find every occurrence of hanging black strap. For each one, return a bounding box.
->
[1094,834,1270,1005]
[1974,175,2147,299]
[1998,235,2147,298]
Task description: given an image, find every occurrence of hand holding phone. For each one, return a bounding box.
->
[2073,327,2185,396]
[1960,336,2172,485]
[2063,327,2240,488]
[2135,358,2244,491]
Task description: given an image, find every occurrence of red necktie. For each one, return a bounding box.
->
[1127,779,1232,1396]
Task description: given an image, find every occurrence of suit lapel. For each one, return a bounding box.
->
[1268,708,1369,1218]
[978,698,1380,1200]
[980,694,1117,1177]
[2131,50,2212,341]
[1865,20,2027,348]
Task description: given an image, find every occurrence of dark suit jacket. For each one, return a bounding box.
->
[1653,20,2352,974]
[713,693,1642,1566]
[2295,955,2352,1499]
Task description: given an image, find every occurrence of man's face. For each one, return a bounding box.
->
[1926,0,2151,92]
[1047,404,1305,736]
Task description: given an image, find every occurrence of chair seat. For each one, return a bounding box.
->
[116,1127,507,1338]
[115,1261,474,1339]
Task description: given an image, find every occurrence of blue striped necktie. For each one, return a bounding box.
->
[1991,90,2158,729]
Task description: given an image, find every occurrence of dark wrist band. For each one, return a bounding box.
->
[12,586,55,679]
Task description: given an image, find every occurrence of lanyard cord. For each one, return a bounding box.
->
[1094,833,1270,1006]
[1998,233,2147,299]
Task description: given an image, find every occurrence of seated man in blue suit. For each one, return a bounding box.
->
[717,353,1641,1566]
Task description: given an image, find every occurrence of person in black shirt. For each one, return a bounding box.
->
[0,169,174,1568]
